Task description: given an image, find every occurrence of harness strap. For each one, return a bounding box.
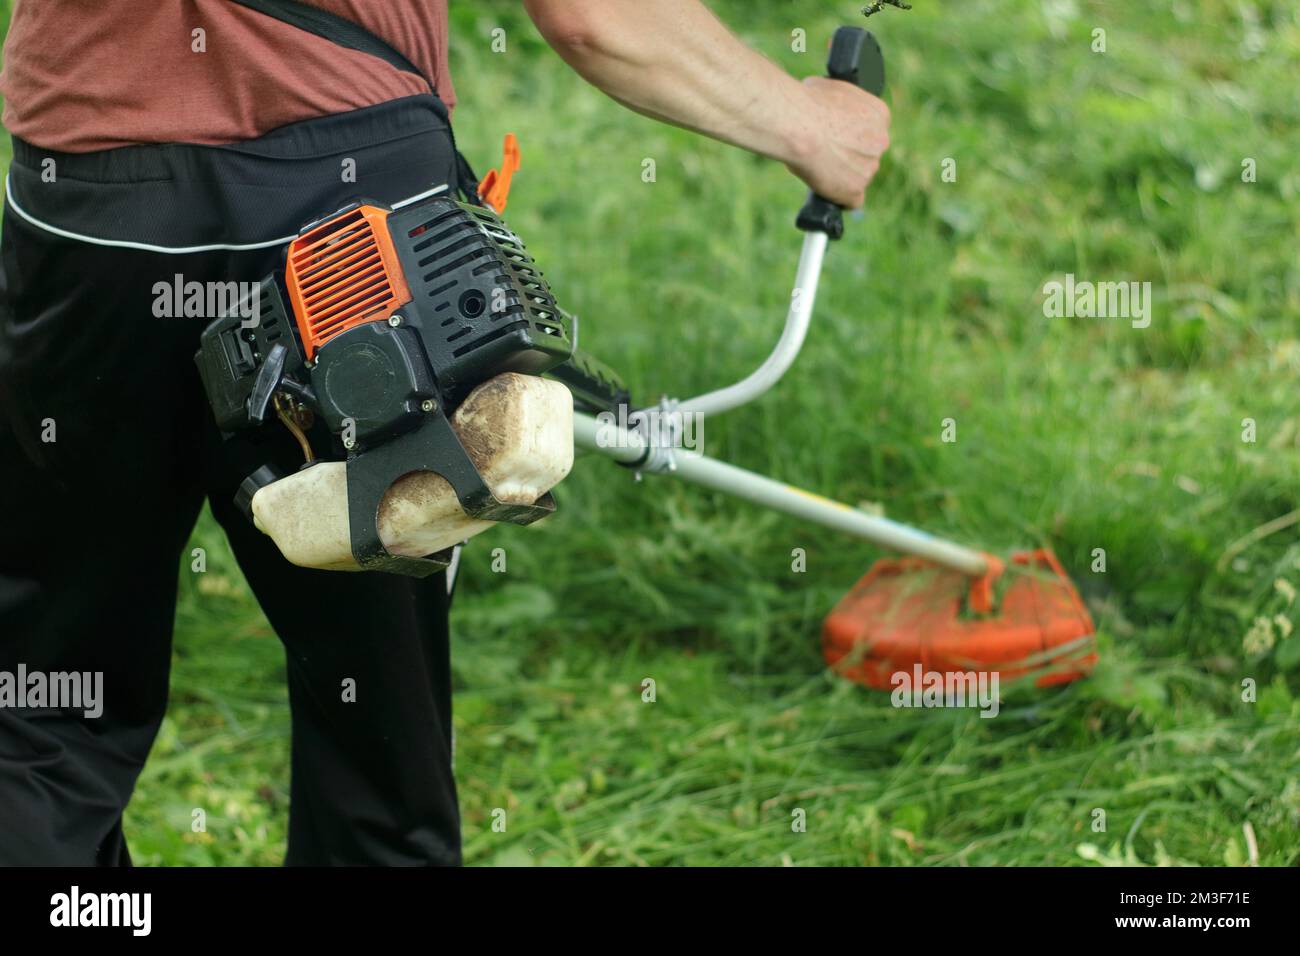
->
[227,0,483,203]
[228,0,425,79]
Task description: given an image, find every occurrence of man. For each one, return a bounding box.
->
[0,0,889,866]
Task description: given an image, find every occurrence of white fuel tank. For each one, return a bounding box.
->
[249,373,574,571]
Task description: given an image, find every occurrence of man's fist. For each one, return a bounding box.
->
[784,75,891,209]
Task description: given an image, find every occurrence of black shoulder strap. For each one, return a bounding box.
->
[226,0,483,203]
[228,0,425,81]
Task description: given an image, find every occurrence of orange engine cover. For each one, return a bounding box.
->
[822,549,1096,690]
[284,204,412,360]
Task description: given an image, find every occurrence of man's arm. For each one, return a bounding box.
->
[522,0,890,209]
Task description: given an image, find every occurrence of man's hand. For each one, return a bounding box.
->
[785,77,890,209]
[524,0,892,210]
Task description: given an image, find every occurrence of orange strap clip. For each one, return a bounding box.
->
[477,133,520,214]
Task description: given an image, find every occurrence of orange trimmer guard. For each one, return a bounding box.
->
[823,549,1096,690]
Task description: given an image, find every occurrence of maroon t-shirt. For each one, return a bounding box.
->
[0,0,456,153]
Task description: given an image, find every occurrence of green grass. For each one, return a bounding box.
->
[9,0,1300,865]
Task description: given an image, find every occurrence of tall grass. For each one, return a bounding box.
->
[8,0,1296,865]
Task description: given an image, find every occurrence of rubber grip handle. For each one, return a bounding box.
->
[795,27,886,240]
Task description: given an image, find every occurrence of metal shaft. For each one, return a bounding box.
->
[573,412,991,577]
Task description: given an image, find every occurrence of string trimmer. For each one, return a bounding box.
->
[197,25,1096,689]
[568,26,1095,688]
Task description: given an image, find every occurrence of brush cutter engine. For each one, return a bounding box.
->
[197,195,577,576]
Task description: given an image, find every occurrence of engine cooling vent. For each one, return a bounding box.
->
[450,203,568,347]
[387,197,573,403]
[285,205,411,359]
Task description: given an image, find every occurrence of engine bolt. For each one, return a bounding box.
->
[421,399,436,412]
[342,436,356,450]
[388,314,403,327]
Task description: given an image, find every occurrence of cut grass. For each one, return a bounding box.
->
[6,0,1297,865]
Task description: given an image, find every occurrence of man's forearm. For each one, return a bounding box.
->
[524,0,812,168]
[524,0,890,208]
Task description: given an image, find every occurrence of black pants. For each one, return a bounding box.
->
[0,96,463,865]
